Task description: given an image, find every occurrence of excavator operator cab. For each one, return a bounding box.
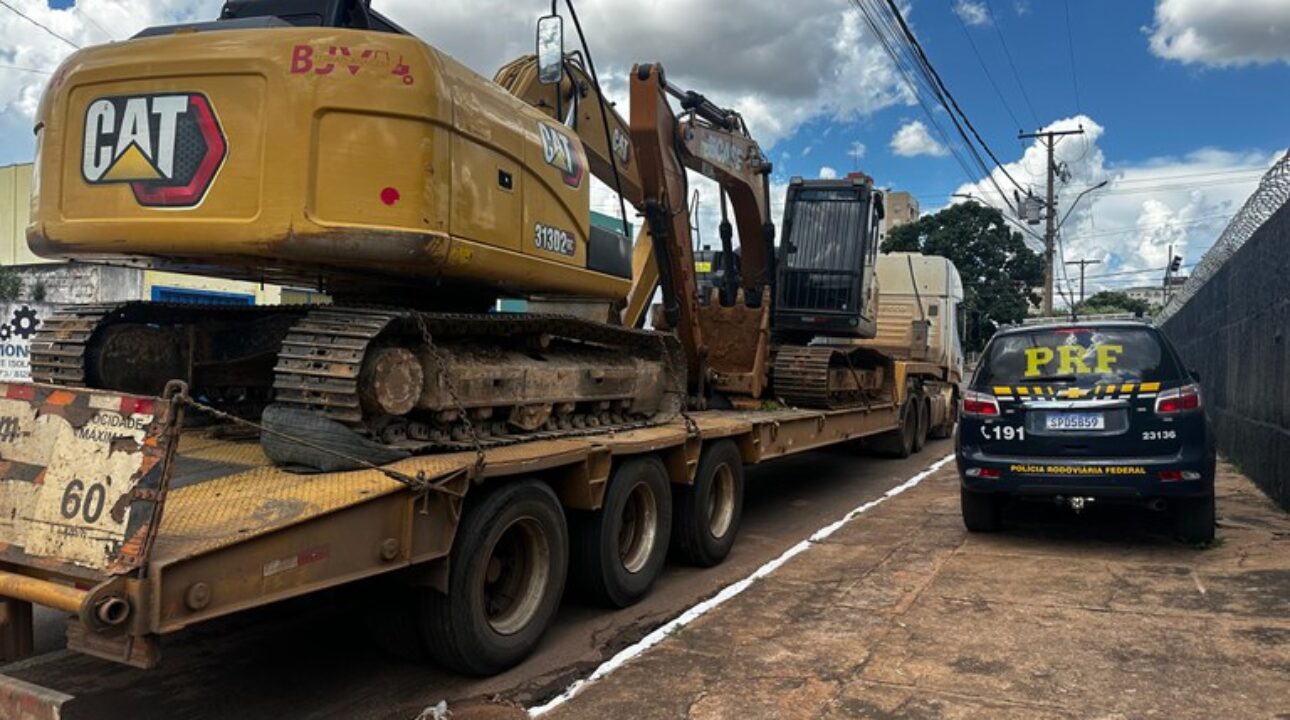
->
[773,176,883,341]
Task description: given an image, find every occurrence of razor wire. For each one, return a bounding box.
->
[1156,148,1290,323]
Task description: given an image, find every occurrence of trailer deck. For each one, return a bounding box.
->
[0,390,903,671]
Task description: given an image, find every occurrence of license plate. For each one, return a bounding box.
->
[1045,412,1104,431]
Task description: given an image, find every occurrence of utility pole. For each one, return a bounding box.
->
[1065,258,1101,305]
[1019,127,1085,315]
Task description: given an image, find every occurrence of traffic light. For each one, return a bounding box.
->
[1169,256,1182,273]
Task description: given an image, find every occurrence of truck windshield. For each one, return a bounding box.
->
[974,326,1182,388]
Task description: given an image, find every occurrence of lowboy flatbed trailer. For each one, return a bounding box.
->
[0,376,918,674]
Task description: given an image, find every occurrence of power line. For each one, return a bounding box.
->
[982,0,1040,128]
[0,64,51,74]
[948,0,1024,133]
[0,0,80,50]
[884,0,1029,198]
[1062,0,1082,114]
[75,5,117,42]
[854,0,1027,214]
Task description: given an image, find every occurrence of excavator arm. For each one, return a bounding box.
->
[499,50,777,401]
[628,63,777,399]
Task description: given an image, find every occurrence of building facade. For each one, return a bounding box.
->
[1,163,305,305]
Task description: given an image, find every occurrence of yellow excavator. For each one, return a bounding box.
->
[29,0,886,468]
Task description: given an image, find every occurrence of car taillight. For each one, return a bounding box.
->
[1155,383,1202,415]
[962,389,1000,417]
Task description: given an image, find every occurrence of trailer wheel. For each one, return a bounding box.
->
[420,481,568,676]
[672,440,744,567]
[572,456,672,607]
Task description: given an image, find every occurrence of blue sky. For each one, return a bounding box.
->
[1,0,1287,299]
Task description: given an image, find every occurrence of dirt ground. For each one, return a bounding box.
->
[536,459,1290,720]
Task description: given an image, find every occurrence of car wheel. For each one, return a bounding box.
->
[1173,493,1216,544]
[961,486,999,532]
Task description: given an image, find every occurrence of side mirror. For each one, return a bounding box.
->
[536,15,564,86]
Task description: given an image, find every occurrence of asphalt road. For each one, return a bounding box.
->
[2,439,953,720]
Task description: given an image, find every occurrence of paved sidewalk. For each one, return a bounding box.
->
[541,459,1290,719]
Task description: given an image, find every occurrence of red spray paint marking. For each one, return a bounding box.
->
[380,187,400,206]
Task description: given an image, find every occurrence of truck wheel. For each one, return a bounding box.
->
[930,392,958,439]
[1173,494,1216,544]
[912,399,930,453]
[961,487,1000,532]
[420,481,568,675]
[572,456,672,608]
[672,440,744,567]
[872,393,917,458]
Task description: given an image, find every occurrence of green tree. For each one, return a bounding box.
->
[0,268,21,302]
[1074,290,1151,317]
[883,202,1043,352]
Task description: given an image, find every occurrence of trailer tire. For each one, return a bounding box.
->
[672,440,744,567]
[420,481,568,676]
[571,456,672,608]
[259,404,409,472]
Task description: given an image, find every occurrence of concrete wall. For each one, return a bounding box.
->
[4,162,302,305]
[1160,202,1290,510]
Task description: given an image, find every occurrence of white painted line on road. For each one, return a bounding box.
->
[528,453,957,717]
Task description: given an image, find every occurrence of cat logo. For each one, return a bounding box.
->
[537,122,585,188]
[81,93,227,208]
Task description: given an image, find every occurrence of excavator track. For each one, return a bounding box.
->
[32,301,685,462]
[31,301,308,413]
[772,345,889,410]
[271,307,686,447]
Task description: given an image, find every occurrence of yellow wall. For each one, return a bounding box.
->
[0,163,53,266]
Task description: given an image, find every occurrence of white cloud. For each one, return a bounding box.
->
[950,114,1280,303]
[1013,0,1031,16]
[801,145,814,157]
[0,0,916,163]
[819,166,839,179]
[953,0,990,26]
[1147,0,1290,66]
[890,120,948,157]
[848,141,867,159]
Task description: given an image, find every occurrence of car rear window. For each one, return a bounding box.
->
[974,326,1183,388]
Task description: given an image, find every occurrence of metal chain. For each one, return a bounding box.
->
[414,313,488,478]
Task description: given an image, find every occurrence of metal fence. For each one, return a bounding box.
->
[1157,150,1290,323]
[1158,149,1290,510]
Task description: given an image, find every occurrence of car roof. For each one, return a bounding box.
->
[993,319,1157,339]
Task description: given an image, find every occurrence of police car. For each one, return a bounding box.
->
[956,319,1216,543]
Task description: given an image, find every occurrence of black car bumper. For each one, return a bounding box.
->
[956,444,1216,501]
